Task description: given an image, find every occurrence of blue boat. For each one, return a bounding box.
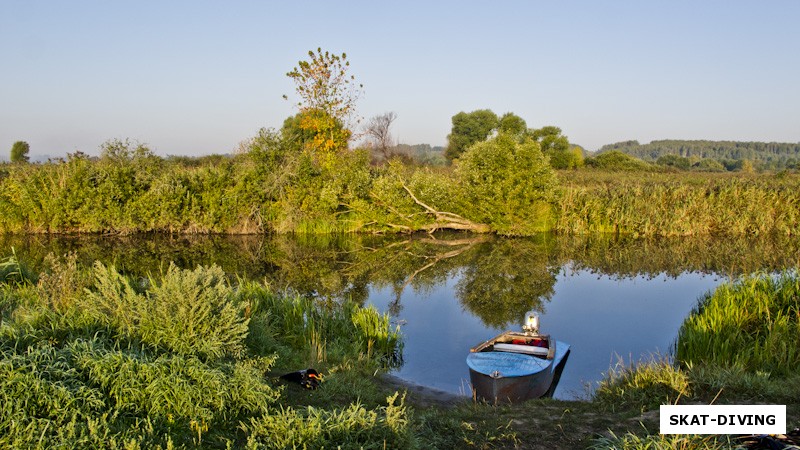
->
[466,313,570,403]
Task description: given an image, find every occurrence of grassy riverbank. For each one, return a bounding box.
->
[1,252,798,449]
[0,254,410,448]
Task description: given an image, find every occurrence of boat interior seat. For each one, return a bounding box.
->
[493,342,550,357]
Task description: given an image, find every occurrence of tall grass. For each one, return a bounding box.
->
[593,356,690,412]
[556,171,800,236]
[242,283,403,370]
[243,393,411,450]
[4,150,798,237]
[676,272,800,376]
[589,430,733,450]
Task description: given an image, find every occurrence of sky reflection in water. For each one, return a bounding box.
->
[368,266,724,400]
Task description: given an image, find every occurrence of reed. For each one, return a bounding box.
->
[675,272,800,376]
[556,171,800,236]
[351,306,403,367]
[242,282,402,370]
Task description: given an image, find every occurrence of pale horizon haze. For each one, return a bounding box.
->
[2,1,799,159]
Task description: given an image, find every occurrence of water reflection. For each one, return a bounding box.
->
[2,232,798,398]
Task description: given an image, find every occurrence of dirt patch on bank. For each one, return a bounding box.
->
[379,373,469,408]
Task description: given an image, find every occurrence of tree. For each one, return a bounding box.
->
[528,126,580,169]
[456,133,559,235]
[363,112,397,161]
[445,109,498,161]
[497,112,527,136]
[285,48,363,130]
[281,109,351,156]
[10,141,30,163]
[656,154,691,170]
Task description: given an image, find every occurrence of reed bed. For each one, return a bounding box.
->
[676,272,800,377]
[556,172,800,236]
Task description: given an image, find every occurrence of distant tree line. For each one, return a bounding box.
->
[599,140,800,171]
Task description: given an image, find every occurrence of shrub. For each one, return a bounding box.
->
[586,150,655,171]
[83,263,249,360]
[456,133,559,235]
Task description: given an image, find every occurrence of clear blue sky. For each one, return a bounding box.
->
[2,1,799,159]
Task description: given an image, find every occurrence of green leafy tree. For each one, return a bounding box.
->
[445,109,498,161]
[10,141,30,163]
[497,112,527,136]
[283,48,362,162]
[529,126,578,169]
[456,133,559,235]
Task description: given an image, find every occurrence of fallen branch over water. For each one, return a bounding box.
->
[401,183,490,233]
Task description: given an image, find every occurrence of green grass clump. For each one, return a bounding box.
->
[84,263,250,360]
[588,430,733,450]
[243,393,411,450]
[593,357,690,412]
[676,272,800,376]
[0,248,35,285]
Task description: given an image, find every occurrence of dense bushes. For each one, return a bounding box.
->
[2,135,799,237]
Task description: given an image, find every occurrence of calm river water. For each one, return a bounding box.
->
[3,232,797,400]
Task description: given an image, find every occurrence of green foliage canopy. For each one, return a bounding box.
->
[10,141,29,163]
[456,133,559,234]
[445,109,498,161]
[497,112,527,136]
[529,126,582,169]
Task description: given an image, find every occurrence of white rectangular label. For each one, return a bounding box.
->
[660,405,786,434]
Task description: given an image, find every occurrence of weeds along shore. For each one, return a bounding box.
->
[0,254,411,449]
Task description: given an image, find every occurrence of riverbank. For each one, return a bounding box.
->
[2,149,798,237]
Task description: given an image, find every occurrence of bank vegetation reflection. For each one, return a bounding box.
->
[3,232,798,329]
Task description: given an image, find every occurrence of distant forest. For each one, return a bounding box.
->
[598,140,800,170]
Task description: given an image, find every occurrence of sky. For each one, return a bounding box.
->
[2,1,799,159]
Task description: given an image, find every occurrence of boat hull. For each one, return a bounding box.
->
[467,340,570,403]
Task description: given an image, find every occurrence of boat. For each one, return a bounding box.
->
[466,312,570,403]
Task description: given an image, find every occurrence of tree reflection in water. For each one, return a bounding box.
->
[1,232,798,330]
